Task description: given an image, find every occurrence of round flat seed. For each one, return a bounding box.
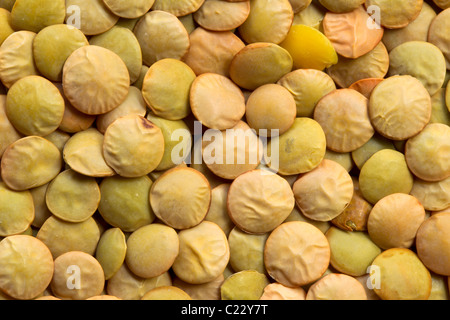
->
[264,221,330,287]
[367,193,426,249]
[126,224,179,279]
[229,42,293,91]
[51,251,105,300]
[33,24,89,82]
[314,89,374,153]
[142,58,196,120]
[238,0,294,44]
[190,73,246,130]
[64,0,119,36]
[382,2,437,52]
[103,115,165,177]
[182,27,245,77]
[89,26,143,84]
[5,75,64,137]
[369,75,432,140]
[359,149,414,205]
[416,212,450,276]
[405,123,450,182]
[0,30,39,88]
[306,273,367,300]
[36,216,101,259]
[277,69,336,118]
[364,0,423,29]
[227,169,295,234]
[0,182,34,237]
[428,8,450,71]
[220,270,269,300]
[45,169,100,223]
[293,159,354,222]
[0,235,54,300]
[388,41,446,96]
[245,84,296,137]
[95,228,127,280]
[323,6,384,59]
[193,0,250,31]
[98,175,155,232]
[410,177,450,212]
[370,248,432,300]
[134,10,190,66]
[280,24,338,71]
[103,0,156,19]
[201,120,263,180]
[266,117,326,175]
[10,0,65,33]
[326,226,381,277]
[63,46,130,116]
[150,167,211,229]
[172,221,230,284]
[1,136,62,191]
[63,128,115,177]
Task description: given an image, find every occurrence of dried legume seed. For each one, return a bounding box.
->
[0,0,449,302]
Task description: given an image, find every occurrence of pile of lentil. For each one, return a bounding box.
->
[0,0,449,300]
